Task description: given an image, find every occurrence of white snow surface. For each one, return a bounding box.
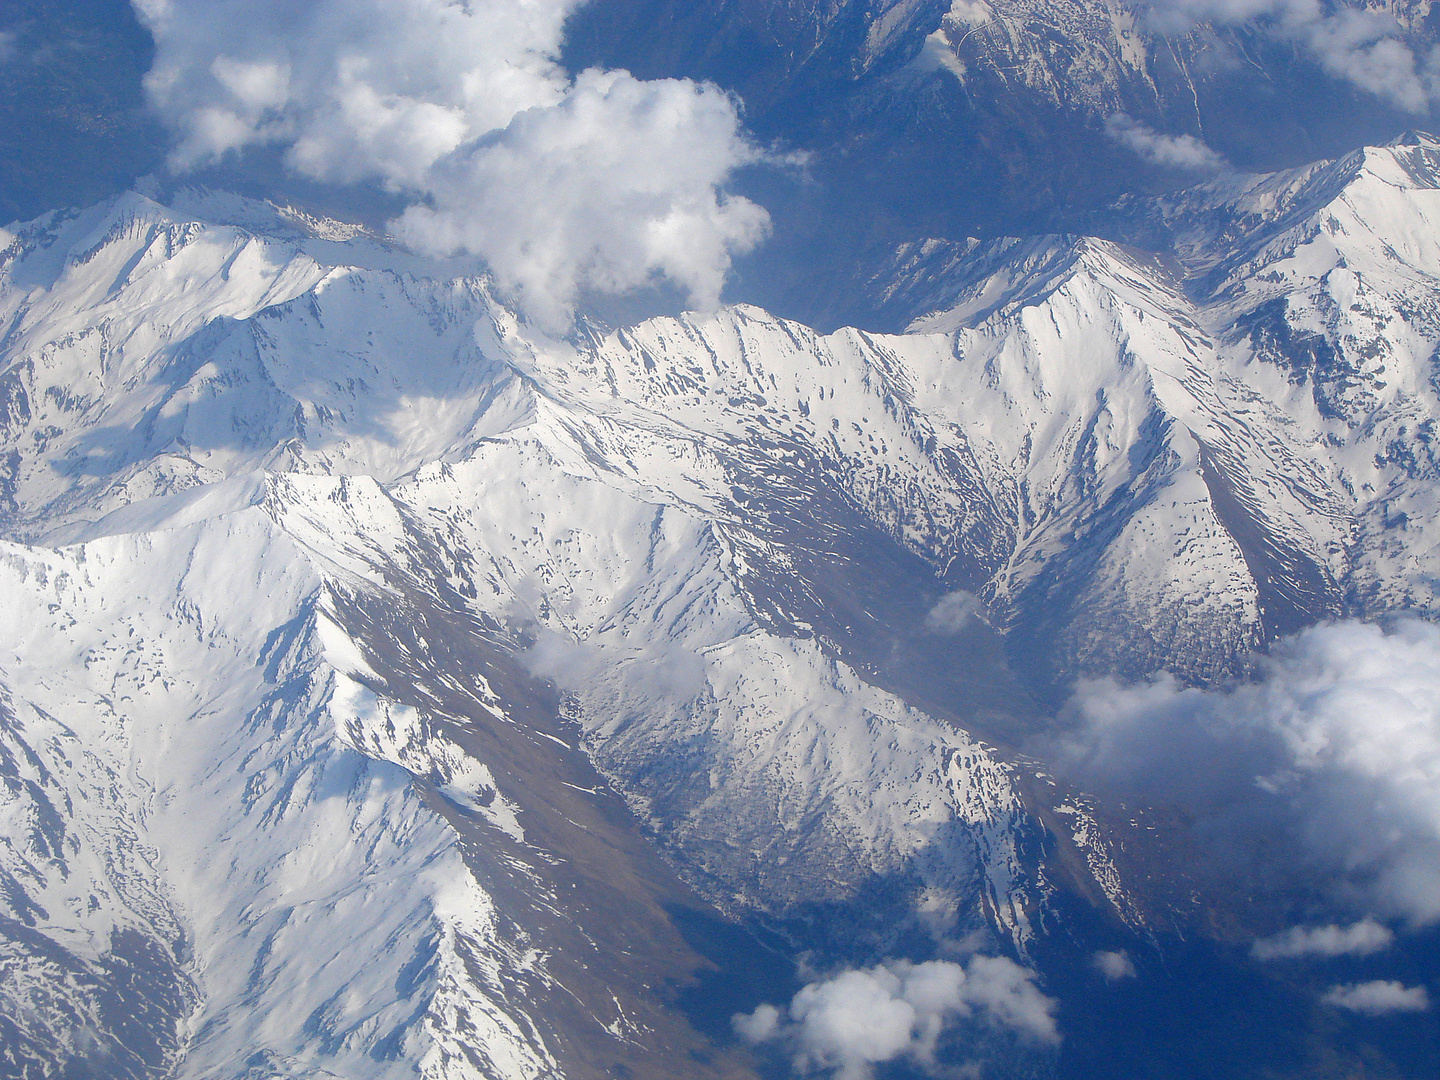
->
[0,516,556,1079]
[6,133,1440,1075]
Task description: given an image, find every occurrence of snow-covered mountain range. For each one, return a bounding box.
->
[5,130,1440,1077]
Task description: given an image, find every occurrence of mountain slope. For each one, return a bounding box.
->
[5,134,1440,1076]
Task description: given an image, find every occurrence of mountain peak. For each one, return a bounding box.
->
[1384,128,1440,149]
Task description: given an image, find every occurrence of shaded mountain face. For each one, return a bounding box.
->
[564,0,1437,324]
[3,131,1440,1078]
[0,0,163,223]
[7,1,1432,325]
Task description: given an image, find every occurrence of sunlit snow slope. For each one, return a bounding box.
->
[6,132,1440,1077]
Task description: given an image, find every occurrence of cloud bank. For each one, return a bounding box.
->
[733,957,1058,1080]
[1140,0,1438,112]
[1058,618,1440,926]
[130,0,768,328]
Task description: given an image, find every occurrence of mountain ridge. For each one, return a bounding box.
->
[5,131,1440,1077]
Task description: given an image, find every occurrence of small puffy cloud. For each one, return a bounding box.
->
[1138,0,1432,112]
[1105,114,1227,173]
[132,0,568,172]
[1093,950,1138,982]
[1252,919,1395,961]
[129,0,768,328]
[1058,619,1440,927]
[733,957,1058,1080]
[525,632,710,703]
[1145,0,1250,29]
[788,968,930,1078]
[1302,10,1429,112]
[733,1002,781,1043]
[1323,980,1430,1015]
[924,590,990,633]
[0,31,17,65]
[956,955,1061,1043]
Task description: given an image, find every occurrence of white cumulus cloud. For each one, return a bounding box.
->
[1104,114,1228,172]
[1058,618,1440,927]
[1252,919,1395,961]
[394,69,769,330]
[129,0,768,329]
[732,956,1058,1080]
[1323,980,1431,1015]
[1093,949,1138,982]
[733,1001,782,1044]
